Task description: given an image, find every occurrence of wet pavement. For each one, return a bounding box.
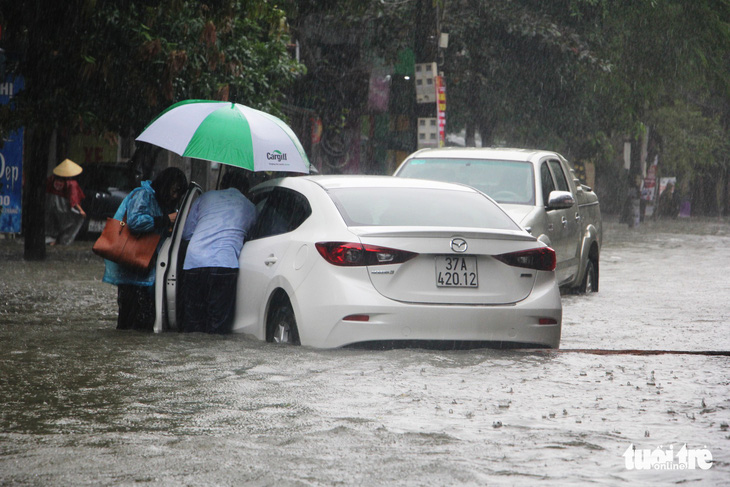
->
[1,218,729,486]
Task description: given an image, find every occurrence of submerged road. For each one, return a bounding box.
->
[1,217,728,486]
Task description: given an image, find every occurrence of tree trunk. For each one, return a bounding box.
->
[23,127,51,261]
[477,118,494,148]
[717,164,727,217]
[414,0,437,65]
[465,123,476,147]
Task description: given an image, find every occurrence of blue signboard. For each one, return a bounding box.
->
[0,76,24,234]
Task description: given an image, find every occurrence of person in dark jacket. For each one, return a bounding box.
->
[102,167,187,331]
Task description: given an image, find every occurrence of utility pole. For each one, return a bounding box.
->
[413,0,446,151]
[414,0,437,78]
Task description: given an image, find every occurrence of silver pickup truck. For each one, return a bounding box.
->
[394,147,602,293]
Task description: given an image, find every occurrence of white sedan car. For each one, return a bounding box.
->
[154,175,562,349]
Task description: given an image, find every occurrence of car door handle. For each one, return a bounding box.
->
[561,216,568,228]
[264,255,278,266]
[575,213,581,222]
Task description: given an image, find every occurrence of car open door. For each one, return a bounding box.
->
[154,183,202,333]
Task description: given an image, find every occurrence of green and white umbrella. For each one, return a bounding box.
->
[136,99,310,173]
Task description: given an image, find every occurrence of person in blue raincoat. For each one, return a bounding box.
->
[103,167,187,331]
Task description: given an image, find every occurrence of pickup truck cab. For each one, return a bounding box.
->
[394,147,602,292]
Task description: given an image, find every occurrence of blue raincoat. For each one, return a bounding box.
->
[102,181,167,287]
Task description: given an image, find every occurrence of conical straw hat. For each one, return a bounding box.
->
[53,159,83,177]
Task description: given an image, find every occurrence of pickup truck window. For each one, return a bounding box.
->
[548,159,570,192]
[397,158,535,205]
[540,162,556,207]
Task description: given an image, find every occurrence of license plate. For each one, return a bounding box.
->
[435,255,478,287]
[88,219,106,233]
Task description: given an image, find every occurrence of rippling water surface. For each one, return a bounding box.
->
[1,219,728,486]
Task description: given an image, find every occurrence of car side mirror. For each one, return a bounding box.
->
[547,190,575,210]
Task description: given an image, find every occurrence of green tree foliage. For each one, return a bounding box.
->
[0,0,303,259]
[286,1,414,130]
[2,0,303,135]
[440,0,729,212]
[583,0,730,213]
[287,0,728,211]
[651,101,726,180]
[441,0,613,151]
[649,99,729,212]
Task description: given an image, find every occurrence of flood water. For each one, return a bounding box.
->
[1,218,729,486]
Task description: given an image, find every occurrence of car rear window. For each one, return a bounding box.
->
[397,158,535,205]
[328,187,521,230]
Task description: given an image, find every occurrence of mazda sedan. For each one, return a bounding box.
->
[154,175,562,349]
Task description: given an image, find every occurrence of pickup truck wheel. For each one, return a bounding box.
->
[266,295,301,345]
[579,260,598,294]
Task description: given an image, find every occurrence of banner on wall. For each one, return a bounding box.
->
[435,75,446,147]
[68,134,120,164]
[367,70,391,113]
[0,76,24,234]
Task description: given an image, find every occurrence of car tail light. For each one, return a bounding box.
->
[495,247,556,271]
[316,242,418,266]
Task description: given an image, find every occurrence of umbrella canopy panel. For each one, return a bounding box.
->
[136,100,310,173]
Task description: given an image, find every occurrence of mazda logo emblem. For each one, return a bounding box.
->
[450,238,468,253]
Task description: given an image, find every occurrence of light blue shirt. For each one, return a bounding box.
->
[182,188,257,270]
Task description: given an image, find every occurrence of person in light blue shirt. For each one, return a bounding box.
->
[180,169,257,333]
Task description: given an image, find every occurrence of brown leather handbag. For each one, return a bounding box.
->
[92,214,161,271]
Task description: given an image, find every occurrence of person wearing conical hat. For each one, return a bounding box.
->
[45,159,87,245]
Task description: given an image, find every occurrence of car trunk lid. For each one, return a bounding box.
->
[349,226,542,305]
